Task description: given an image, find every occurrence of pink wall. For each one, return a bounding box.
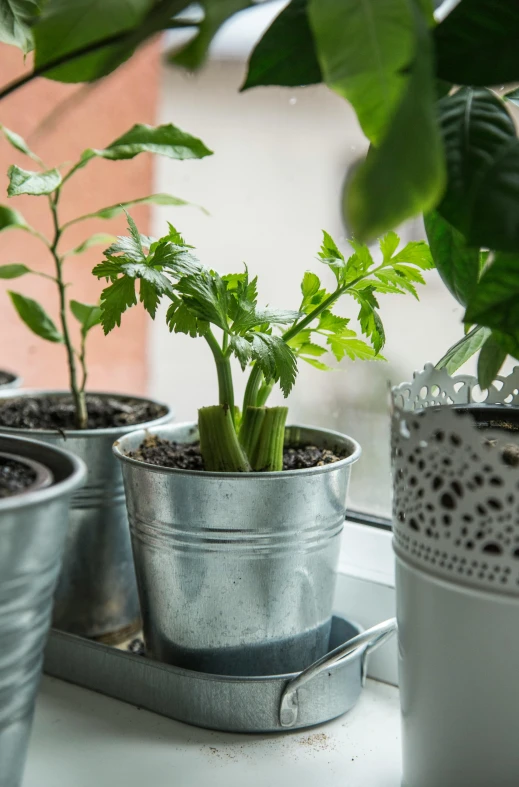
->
[0,42,161,395]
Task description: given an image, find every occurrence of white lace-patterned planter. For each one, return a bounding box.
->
[391,365,519,787]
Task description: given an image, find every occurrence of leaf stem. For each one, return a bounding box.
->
[205,329,235,421]
[49,192,87,429]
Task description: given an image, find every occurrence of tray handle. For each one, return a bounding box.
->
[279,618,397,728]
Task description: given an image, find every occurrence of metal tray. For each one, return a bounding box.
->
[43,615,396,733]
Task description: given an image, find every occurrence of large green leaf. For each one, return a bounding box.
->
[7,164,61,196]
[33,0,153,83]
[241,0,322,91]
[345,7,445,242]
[434,0,519,86]
[79,124,213,167]
[308,0,414,145]
[477,332,507,389]
[0,205,29,232]
[64,193,202,228]
[8,291,63,343]
[0,0,40,53]
[423,210,480,306]
[436,325,491,374]
[437,88,519,253]
[464,252,519,340]
[171,0,251,71]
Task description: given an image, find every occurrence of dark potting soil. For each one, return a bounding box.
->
[0,394,168,431]
[0,456,36,498]
[0,371,15,387]
[128,434,347,472]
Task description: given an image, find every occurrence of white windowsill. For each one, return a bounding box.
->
[23,675,401,787]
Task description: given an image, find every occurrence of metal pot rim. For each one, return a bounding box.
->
[113,421,362,479]
[0,433,86,512]
[0,389,172,438]
[0,369,21,388]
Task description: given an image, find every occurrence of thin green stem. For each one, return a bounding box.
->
[49,192,87,429]
[27,226,51,247]
[205,329,235,421]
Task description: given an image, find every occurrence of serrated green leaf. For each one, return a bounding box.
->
[8,291,63,343]
[301,271,321,299]
[390,240,434,269]
[82,123,213,165]
[233,308,299,334]
[318,230,344,267]
[375,269,419,299]
[7,164,62,197]
[99,276,137,334]
[301,357,334,371]
[249,332,297,397]
[317,310,351,335]
[354,289,385,354]
[0,0,39,54]
[175,269,229,331]
[0,263,32,278]
[328,335,381,362]
[379,231,400,262]
[230,334,253,370]
[166,296,207,338]
[139,278,160,318]
[70,300,102,337]
[1,125,43,163]
[297,342,327,357]
[0,205,29,232]
[478,333,507,389]
[436,326,491,375]
[241,0,322,92]
[392,264,426,285]
[65,233,117,256]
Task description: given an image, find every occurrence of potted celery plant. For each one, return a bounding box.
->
[0,122,212,642]
[96,216,432,674]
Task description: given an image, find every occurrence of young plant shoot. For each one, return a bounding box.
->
[0,123,212,428]
[94,218,433,472]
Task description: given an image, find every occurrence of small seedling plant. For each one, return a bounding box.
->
[0,123,212,428]
[94,217,433,472]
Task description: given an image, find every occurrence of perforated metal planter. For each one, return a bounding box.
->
[392,365,519,787]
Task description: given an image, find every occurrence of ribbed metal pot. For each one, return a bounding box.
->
[0,434,85,787]
[0,390,172,642]
[114,422,361,676]
[0,370,21,390]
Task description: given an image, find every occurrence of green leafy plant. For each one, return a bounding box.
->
[0,122,212,428]
[93,216,432,471]
[425,210,519,389]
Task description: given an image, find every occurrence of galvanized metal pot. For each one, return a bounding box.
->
[392,365,519,787]
[0,390,172,642]
[0,434,85,787]
[114,422,361,676]
[0,370,21,390]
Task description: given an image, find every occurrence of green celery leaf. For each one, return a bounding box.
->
[301,271,321,299]
[308,0,414,145]
[139,279,160,318]
[345,6,445,242]
[0,205,29,232]
[301,357,334,371]
[478,332,508,389]
[0,0,40,53]
[241,0,322,91]
[166,296,207,338]
[390,240,434,269]
[233,308,300,334]
[464,252,519,340]
[0,124,43,163]
[379,231,400,262]
[8,290,63,342]
[70,300,102,337]
[424,210,480,306]
[374,269,419,299]
[175,269,229,331]
[171,0,251,71]
[98,276,137,334]
[317,310,351,335]
[297,342,327,357]
[434,0,519,86]
[7,164,61,196]
[81,123,213,166]
[437,87,519,253]
[0,263,32,278]
[354,289,385,354]
[248,332,297,397]
[328,335,381,362]
[229,334,253,370]
[436,326,491,375]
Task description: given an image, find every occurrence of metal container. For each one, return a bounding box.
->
[0,390,172,642]
[0,434,85,787]
[44,616,396,732]
[0,370,21,390]
[114,422,361,676]
[392,365,519,787]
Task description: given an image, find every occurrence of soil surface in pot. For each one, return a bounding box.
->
[0,394,168,431]
[0,371,15,386]
[128,435,347,471]
[0,456,36,498]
